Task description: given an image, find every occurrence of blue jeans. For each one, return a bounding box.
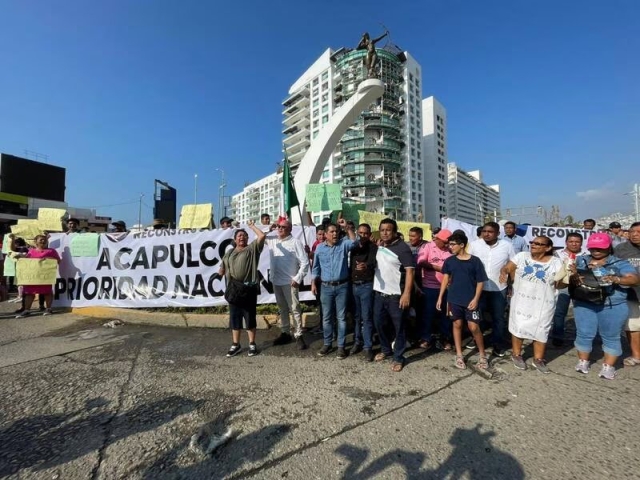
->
[551,290,571,340]
[373,292,407,363]
[481,289,507,347]
[420,287,452,343]
[574,301,629,357]
[320,282,349,348]
[352,281,374,349]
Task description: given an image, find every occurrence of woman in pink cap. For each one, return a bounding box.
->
[569,233,639,379]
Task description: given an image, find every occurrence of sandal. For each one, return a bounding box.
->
[374,352,390,362]
[419,340,431,350]
[623,356,640,366]
[454,355,466,370]
[443,342,453,351]
[476,355,489,370]
[391,361,404,372]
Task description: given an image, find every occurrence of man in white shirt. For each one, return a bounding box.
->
[267,219,310,349]
[468,221,516,356]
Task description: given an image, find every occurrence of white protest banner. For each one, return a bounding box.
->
[50,226,317,308]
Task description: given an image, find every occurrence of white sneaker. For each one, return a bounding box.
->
[575,359,590,374]
[598,363,616,380]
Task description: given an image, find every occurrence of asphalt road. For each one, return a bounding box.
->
[1,303,639,479]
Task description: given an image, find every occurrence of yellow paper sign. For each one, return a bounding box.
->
[179,204,212,229]
[11,220,43,240]
[37,208,66,231]
[357,211,432,241]
[16,258,58,285]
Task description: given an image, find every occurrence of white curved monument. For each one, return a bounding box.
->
[291,78,385,224]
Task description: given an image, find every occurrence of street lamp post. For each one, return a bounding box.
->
[215,168,226,222]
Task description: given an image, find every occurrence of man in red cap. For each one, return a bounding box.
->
[417,229,453,350]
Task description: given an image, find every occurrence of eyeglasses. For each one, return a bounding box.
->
[529,241,550,247]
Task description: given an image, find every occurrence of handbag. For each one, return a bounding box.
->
[568,267,608,305]
[224,278,258,305]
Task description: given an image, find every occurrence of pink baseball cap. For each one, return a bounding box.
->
[586,232,611,250]
[435,229,453,241]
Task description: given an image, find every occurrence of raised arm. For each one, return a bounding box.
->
[247,220,266,247]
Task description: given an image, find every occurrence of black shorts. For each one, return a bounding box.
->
[448,303,482,323]
[229,296,257,330]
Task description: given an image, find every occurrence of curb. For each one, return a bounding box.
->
[71,307,321,331]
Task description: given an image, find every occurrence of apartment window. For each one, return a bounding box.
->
[322,71,328,81]
[322,170,329,179]
[410,138,415,146]
[410,127,414,135]
[312,88,319,96]
[313,130,319,139]
[313,99,319,108]
[411,160,415,167]
[411,147,415,157]
[412,192,416,200]
[322,93,328,102]
[409,73,414,82]
[313,120,319,128]
[412,181,416,189]
[322,115,329,124]
[322,82,328,91]
[417,162,422,169]
[322,104,329,113]
[313,78,319,86]
[418,193,422,201]
[313,109,319,117]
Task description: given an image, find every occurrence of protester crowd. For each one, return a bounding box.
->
[3,213,639,380]
[221,214,640,379]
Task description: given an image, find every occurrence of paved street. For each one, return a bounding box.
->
[1,303,639,479]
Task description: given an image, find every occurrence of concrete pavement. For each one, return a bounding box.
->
[1,303,639,479]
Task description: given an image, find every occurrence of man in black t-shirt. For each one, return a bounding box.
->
[349,223,377,360]
[614,221,640,365]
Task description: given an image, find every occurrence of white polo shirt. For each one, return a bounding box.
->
[468,239,515,292]
[265,235,309,286]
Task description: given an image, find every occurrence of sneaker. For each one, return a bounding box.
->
[42,308,54,316]
[350,344,363,356]
[15,311,30,319]
[492,346,506,357]
[226,344,242,357]
[552,338,564,347]
[465,340,477,350]
[39,306,46,312]
[14,308,25,314]
[511,354,527,370]
[296,336,307,350]
[575,359,590,374]
[364,349,374,362]
[247,343,258,357]
[598,363,616,380]
[317,345,332,357]
[531,358,550,374]
[273,332,292,346]
[336,348,347,360]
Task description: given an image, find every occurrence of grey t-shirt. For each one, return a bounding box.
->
[223,241,264,284]
[614,241,640,301]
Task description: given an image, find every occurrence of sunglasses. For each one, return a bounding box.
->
[276,225,288,229]
[529,241,550,247]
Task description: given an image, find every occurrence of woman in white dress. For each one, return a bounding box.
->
[500,236,564,373]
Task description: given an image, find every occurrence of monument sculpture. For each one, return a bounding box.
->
[356,30,389,78]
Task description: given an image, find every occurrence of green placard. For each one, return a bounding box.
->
[70,233,101,257]
[4,255,16,277]
[2,234,11,254]
[305,184,343,212]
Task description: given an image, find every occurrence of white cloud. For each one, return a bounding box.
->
[576,183,615,201]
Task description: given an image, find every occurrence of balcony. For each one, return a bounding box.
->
[288,147,309,163]
[286,135,311,154]
[341,143,402,155]
[282,87,309,107]
[283,127,310,146]
[283,105,310,126]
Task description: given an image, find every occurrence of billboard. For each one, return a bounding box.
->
[0,153,66,202]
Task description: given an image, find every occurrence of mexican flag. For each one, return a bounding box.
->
[279,150,299,221]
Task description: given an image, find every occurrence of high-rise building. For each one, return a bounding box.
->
[229,171,282,223]
[421,97,448,226]
[446,163,500,225]
[231,42,427,224]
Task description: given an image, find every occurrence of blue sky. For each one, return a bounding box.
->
[1,0,638,226]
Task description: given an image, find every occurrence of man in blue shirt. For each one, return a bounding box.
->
[311,219,356,358]
[502,221,528,254]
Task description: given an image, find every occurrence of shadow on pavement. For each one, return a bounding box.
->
[335,424,524,479]
[0,395,203,477]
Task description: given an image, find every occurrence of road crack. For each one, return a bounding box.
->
[90,336,144,480]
